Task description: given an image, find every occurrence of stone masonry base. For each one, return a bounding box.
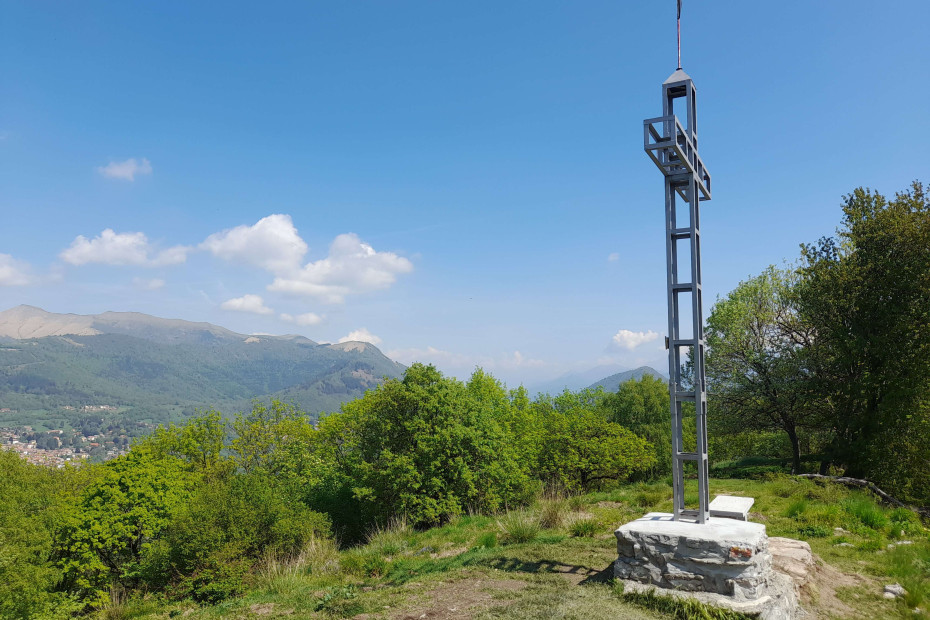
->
[615,512,800,620]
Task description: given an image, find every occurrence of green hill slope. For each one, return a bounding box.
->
[0,306,405,428]
[586,366,666,392]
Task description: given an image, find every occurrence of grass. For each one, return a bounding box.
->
[121,476,929,620]
[569,517,600,538]
[538,498,568,529]
[498,511,541,544]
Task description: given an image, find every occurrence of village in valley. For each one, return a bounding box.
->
[0,404,142,466]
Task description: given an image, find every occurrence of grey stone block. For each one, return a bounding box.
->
[614,512,800,619]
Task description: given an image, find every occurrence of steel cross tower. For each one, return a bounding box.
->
[644,69,712,523]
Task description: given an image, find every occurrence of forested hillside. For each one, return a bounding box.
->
[0,307,405,431]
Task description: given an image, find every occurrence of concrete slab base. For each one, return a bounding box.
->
[709,495,755,521]
[615,512,800,620]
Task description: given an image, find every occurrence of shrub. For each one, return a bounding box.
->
[159,472,331,602]
[534,397,657,492]
[569,518,599,538]
[797,525,830,538]
[498,511,540,544]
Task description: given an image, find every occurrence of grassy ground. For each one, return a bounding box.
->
[112,476,929,620]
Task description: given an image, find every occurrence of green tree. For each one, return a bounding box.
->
[317,364,535,528]
[136,410,227,474]
[534,389,656,491]
[0,450,79,619]
[704,266,821,473]
[602,374,676,478]
[231,400,317,477]
[797,182,930,501]
[54,450,197,605]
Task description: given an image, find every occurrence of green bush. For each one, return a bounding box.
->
[797,525,830,538]
[157,472,331,602]
[316,364,537,529]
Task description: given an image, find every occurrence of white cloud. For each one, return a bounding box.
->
[280,312,324,326]
[201,215,413,304]
[611,329,660,350]
[607,252,620,262]
[0,254,32,286]
[269,233,413,303]
[220,294,274,315]
[133,277,165,290]
[60,229,189,267]
[200,214,307,275]
[338,327,382,345]
[97,157,152,181]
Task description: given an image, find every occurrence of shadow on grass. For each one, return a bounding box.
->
[487,557,614,585]
[383,548,615,589]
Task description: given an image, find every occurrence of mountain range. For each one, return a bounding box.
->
[529,363,666,395]
[0,305,405,428]
[585,365,666,391]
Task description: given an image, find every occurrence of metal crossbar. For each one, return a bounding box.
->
[643,115,711,201]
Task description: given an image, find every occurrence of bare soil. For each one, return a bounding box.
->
[384,575,528,620]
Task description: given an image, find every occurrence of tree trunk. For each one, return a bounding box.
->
[786,425,801,474]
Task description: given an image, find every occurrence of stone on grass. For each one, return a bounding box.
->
[884,583,907,599]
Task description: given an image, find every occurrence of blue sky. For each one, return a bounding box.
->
[2,1,928,387]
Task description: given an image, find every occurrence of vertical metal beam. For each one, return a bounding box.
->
[651,68,711,523]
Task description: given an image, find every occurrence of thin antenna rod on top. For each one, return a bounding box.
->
[677,0,682,70]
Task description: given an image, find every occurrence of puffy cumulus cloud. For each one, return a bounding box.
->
[280,312,324,326]
[611,329,661,350]
[97,157,152,181]
[269,233,413,303]
[607,252,620,262]
[60,229,189,267]
[133,277,165,290]
[200,214,307,275]
[0,253,32,286]
[220,294,274,315]
[338,327,382,345]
